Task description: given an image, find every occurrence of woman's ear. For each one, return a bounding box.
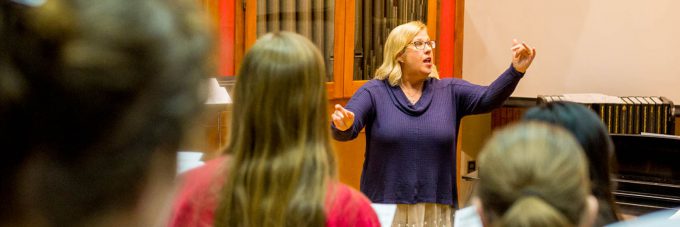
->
[396,51,405,63]
[473,197,490,227]
[578,195,599,227]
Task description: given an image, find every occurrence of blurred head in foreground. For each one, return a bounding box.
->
[0,0,212,226]
[475,122,598,227]
[523,101,620,225]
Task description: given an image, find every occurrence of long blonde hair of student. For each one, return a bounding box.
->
[374,21,439,86]
[477,122,591,227]
[214,32,337,227]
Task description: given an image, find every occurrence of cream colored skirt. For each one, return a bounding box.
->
[391,203,452,227]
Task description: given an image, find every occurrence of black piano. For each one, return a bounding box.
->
[611,134,680,216]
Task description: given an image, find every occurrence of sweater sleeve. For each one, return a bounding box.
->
[331,86,375,141]
[455,65,524,116]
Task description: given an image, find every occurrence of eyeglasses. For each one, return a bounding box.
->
[407,40,436,50]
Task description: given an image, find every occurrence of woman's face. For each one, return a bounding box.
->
[399,30,433,79]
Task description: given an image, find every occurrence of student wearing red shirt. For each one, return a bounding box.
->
[169,32,379,227]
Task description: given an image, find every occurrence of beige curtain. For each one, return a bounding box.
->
[353,0,428,80]
[257,0,335,81]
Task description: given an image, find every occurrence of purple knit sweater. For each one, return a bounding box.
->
[331,65,524,206]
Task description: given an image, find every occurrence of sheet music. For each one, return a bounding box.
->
[606,208,680,226]
[177,151,204,174]
[453,205,482,227]
[640,132,680,139]
[205,78,232,104]
[671,209,680,220]
[370,203,397,227]
[562,93,624,104]
[651,97,663,104]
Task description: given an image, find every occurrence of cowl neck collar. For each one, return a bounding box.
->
[386,78,434,116]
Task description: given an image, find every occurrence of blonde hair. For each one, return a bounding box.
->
[478,122,590,227]
[523,101,621,225]
[214,32,336,227]
[374,21,439,86]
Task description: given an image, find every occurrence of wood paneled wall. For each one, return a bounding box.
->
[490,107,527,130]
[677,119,680,136]
[329,98,366,190]
[182,105,231,160]
[199,0,238,76]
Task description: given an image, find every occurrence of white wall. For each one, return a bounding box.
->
[463,0,680,103]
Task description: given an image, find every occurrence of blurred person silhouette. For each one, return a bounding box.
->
[523,101,621,226]
[474,122,598,227]
[0,0,212,226]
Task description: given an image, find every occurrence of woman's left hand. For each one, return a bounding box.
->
[510,39,536,73]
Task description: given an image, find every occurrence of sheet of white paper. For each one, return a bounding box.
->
[641,132,680,139]
[371,203,397,227]
[670,209,680,220]
[205,78,232,104]
[562,93,624,104]
[454,205,482,227]
[606,208,680,227]
[177,151,205,174]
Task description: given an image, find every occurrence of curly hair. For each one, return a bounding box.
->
[0,0,212,225]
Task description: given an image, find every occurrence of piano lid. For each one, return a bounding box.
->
[611,134,680,184]
[611,134,680,215]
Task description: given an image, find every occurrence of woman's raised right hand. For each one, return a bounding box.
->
[332,104,355,131]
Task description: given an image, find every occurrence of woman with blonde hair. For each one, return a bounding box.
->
[474,122,598,227]
[330,21,536,225]
[169,32,379,227]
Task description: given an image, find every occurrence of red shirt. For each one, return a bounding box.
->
[169,156,380,227]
